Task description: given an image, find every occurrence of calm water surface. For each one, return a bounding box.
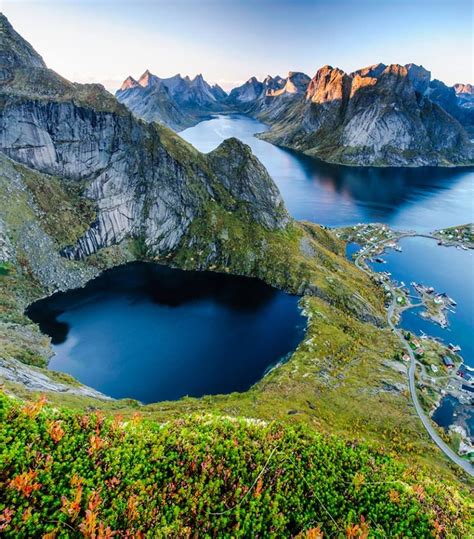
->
[181,114,474,230]
[28,263,305,403]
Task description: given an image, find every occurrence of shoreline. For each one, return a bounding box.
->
[348,225,473,470]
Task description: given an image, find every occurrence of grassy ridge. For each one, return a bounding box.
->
[2,391,471,537]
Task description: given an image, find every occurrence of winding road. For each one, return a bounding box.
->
[354,234,474,477]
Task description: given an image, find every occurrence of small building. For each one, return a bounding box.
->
[402,353,410,362]
[443,356,455,368]
[431,364,438,373]
[415,347,424,356]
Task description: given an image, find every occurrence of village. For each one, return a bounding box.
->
[338,222,473,461]
[433,223,474,250]
[401,332,474,458]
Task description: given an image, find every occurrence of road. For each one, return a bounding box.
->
[354,236,474,477]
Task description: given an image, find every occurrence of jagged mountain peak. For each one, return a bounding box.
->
[138,69,160,88]
[120,76,139,91]
[306,65,350,103]
[454,83,473,95]
[350,63,386,79]
[404,63,431,94]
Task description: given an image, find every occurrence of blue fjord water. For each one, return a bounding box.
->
[181,114,474,231]
[32,113,473,403]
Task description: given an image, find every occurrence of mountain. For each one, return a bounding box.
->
[0,12,289,261]
[227,72,308,111]
[454,83,474,110]
[115,70,228,130]
[426,78,474,135]
[255,63,473,166]
[227,76,266,105]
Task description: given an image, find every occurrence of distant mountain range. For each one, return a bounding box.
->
[116,71,228,130]
[230,64,473,166]
[116,65,473,166]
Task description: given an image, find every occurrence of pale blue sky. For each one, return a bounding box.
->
[3,0,473,92]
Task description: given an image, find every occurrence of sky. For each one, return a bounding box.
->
[3,0,473,92]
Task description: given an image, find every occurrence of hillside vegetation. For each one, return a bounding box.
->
[1,391,472,538]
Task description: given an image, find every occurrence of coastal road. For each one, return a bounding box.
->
[354,237,474,477]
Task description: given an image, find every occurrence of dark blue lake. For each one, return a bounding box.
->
[27,263,305,403]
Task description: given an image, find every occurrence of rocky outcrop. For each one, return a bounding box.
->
[227,76,266,105]
[257,63,473,166]
[207,138,289,229]
[115,70,228,130]
[0,356,112,399]
[267,72,310,97]
[228,72,309,115]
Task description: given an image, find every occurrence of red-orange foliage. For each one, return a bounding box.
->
[0,508,14,532]
[21,395,47,419]
[88,434,106,455]
[47,420,65,443]
[9,470,41,497]
[346,515,369,538]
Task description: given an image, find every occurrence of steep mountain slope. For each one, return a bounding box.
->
[115,70,228,130]
[0,11,384,365]
[257,63,473,166]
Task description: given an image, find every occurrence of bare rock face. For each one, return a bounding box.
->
[454,83,474,95]
[268,72,310,97]
[0,14,289,261]
[257,63,473,166]
[405,63,431,94]
[427,79,474,135]
[207,138,289,229]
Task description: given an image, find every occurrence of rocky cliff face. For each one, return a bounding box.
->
[115,70,228,131]
[0,14,288,262]
[227,76,267,105]
[256,63,473,166]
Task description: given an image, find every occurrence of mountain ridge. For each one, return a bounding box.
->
[246,63,473,166]
[115,69,228,130]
